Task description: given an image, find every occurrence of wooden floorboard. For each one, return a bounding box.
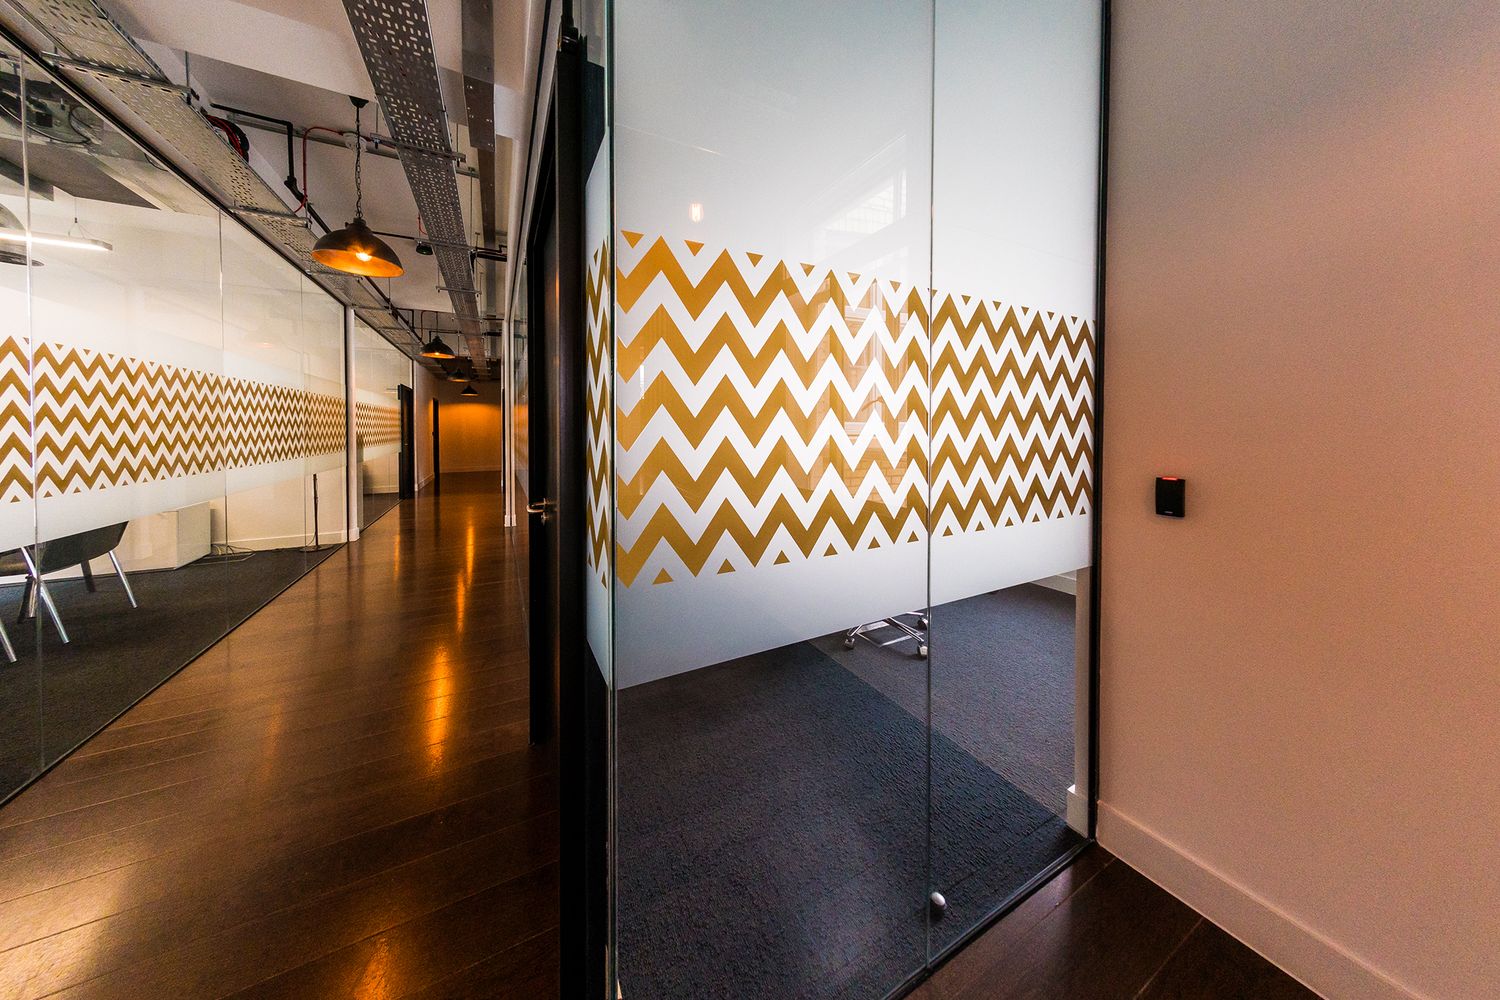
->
[914,844,1320,1000]
[0,473,556,1000]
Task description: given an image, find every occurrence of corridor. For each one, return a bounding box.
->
[0,475,557,999]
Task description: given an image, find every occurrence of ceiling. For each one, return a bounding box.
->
[98,0,547,363]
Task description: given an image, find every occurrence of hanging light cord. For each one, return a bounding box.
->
[353,102,363,220]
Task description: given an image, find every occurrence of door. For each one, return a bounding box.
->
[526,37,607,1000]
[396,384,415,499]
[431,398,441,484]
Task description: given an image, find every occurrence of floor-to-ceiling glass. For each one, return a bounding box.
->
[352,317,411,529]
[601,1,1102,996]
[925,0,1102,953]
[0,44,348,809]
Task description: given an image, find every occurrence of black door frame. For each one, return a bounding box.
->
[526,32,607,1000]
[430,397,441,486]
[396,384,416,500]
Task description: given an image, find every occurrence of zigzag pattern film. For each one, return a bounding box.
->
[930,296,1093,536]
[355,401,403,449]
[614,231,930,588]
[5,340,346,499]
[585,239,612,584]
[0,335,32,503]
[610,232,1093,588]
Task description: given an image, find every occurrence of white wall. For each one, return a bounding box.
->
[1101,3,1500,999]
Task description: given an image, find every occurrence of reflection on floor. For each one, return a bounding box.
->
[362,490,403,529]
[0,547,338,801]
[617,585,1080,999]
[0,475,556,998]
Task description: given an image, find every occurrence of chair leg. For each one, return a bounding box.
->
[109,552,138,609]
[17,578,33,624]
[20,549,68,645]
[0,618,14,663]
[34,579,68,644]
[80,561,97,593]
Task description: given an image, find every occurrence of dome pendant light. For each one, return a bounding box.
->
[420,334,456,360]
[312,97,404,278]
[460,384,479,397]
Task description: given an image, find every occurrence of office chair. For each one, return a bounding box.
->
[0,521,138,645]
[843,611,928,658]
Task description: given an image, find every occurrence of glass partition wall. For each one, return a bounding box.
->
[0,44,349,803]
[586,1,1104,997]
[353,318,411,530]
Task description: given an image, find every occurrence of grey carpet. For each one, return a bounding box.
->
[0,546,338,802]
[825,583,1077,816]
[617,630,1080,1000]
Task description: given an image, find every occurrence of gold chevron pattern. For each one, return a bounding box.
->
[2,335,347,500]
[609,231,1093,588]
[0,334,32,503]
[355,401,403,449]
[586,239,612,584]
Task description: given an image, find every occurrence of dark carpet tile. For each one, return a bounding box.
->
[0,546,338,803]
[617,635,1078,1000]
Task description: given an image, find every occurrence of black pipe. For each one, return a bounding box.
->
[208,102,328,233]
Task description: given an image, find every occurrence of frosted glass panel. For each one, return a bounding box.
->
[926,0,1101,953]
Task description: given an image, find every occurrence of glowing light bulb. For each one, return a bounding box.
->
[355,251,372,262]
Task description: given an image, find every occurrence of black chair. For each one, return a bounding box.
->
[0,522,137,647]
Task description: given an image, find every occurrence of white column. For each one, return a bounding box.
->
[343,305,360,542]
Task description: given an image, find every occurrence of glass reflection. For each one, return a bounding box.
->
[0,47,348,805]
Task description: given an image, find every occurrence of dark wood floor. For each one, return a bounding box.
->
[918,845,1318,1000]
[0,471,1314,1000]
[0,472,557,999]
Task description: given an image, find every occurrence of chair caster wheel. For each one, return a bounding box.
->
[917,644,928,659]
[844,637,856,649]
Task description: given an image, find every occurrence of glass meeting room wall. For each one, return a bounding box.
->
[596,0,1103,997]
[0,43,348,804]
[352,317,411,530]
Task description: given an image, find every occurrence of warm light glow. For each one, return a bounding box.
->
[689,202,704,223]
[0,229,112,252]
[311,217,404,277]
[425,646,454,774]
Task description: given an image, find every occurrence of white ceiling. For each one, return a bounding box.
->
[100,0,546,327]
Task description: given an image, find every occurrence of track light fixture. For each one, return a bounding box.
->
[311,97,404,278]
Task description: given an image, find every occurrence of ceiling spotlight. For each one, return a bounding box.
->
[420,334,456,360]
[311,97,404,278]
[415,241,433,256]
[460,384,479,397]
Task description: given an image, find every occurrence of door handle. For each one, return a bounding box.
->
[526,498,555,523]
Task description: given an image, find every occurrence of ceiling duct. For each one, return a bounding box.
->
[339,0,487,373]
[1,0,427,359]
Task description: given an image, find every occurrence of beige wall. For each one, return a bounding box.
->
[414,365,437,490]
[420,372,504,475]
[1100,3,1500,999]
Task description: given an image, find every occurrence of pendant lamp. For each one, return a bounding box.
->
[446,366,470,383]
[460,384,479,397]
[312,97,404,277]
[420,334,456,360]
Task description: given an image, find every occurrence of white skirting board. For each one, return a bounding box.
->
[1097,804,1427,1000]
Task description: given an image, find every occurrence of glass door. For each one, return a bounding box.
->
[596,0,1105,994]
[925,0,1103,956]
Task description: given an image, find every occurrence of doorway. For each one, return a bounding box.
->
[524,34,608,1000]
